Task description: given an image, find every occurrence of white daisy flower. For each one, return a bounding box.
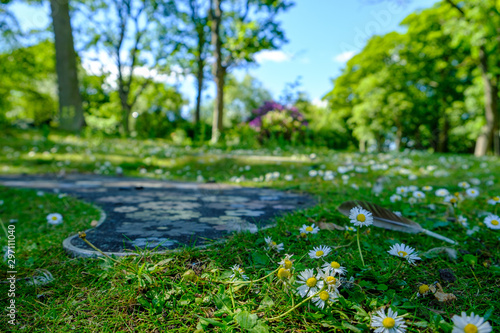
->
[413,191,425,199]
[408,197,417,205]
[484,214,500,230]
[457,215,468,228]
[299,224,320,235]
[451,312,492,333]
[435,188,450,197]
[444,195,459,206]
[296,269,324,298]
[308,170,318,177]
[309,245,332,259]
[321,261,347,276]
[466,188,479,198]
[417,284,431,297]
[408,185,418,192]
[278,254,294,270]
[458,181,470,189]
[264,237,284,252]
[422,186,433,191]
[396,186,409,196]
[284,174,293,181]
[390,194,402,203]
[487,196,499,205]
[345,225,356,232]
[312,289,339,309]
[388,243,421,265]
[46,213,63,225]
[371,308,407,333]
[349,206,373,227]
[229,265,248,281]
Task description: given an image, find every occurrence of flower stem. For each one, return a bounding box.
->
[383,260,403,281]
[220,268,279,285]
[356,229,365,267]
[267,289,322,321]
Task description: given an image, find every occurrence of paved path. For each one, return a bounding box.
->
[0,174,314,257]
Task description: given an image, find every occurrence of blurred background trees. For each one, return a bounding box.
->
[0,0,499,155]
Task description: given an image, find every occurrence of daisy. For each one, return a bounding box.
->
[458,181,470,189]
[299,224,320,235]
[408,185,418,192]
[435,188,450,197]
[408,197,417,205]
[390,194,402,203]
[457,215,468,228]
[422,186,433,191]
[319,268,341,289]
[296,269,324,298]
[466,188,479,198]
[349,206,373,227]
[484,214,500,230]
[284,174,293,181]
[312,289,338,309]
[417,284,431,297]
[309,245,332,259]
[345,225,356,232]
[444,195,459,206]
[264,237,284,252]
[396,186,409,196]
[487,196,499,205]
[388,243,421,265]
[278,254,294,271]
[413,191,425,199]
[46,213,63,225]
[451,312,492,333]
[322,261,347,276]
[229,265,248,281]
[371,308,407,333]
[277,267,291,280]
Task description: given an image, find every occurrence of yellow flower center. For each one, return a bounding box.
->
[418,284,429,294]
[300,233,307,238]
[493,196,499,201]
[326,276,336,284]
[316,251,324,257]
[277,268,290,279]
[331,261,340,269]
[398,251,408,257]
[382,317,396,328]
[471,190,475,194]
[417,193,421,197]
[306,277,317,288]
[454,192,460,197]
[305,226,313,232]
[464,324,478,333]
[400,189,405,192]
[284,259,293,270]
[319,290,330,301]
[52,216,58,220]
[450,198,457,203]
[492,220,499,226]
[272,241,277,246]
[357,214,366,222]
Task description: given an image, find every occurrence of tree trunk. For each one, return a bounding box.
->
[475,46,499,156]
[210,0,224,143]
[437,113,449,153]
[50,0,84,132]
[194,30,205,124]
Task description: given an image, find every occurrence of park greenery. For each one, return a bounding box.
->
[0,131,499,331]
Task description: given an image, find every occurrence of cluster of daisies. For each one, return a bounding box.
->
[226,204,495,332]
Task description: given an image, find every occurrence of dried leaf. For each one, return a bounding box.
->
[317,221,344,231]
[429,283,456,303]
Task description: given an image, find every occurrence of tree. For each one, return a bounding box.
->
[209,0,293,143]
[176,0,211,125]
[50,0,84,131]
[442,0,500,156]
[78,0,178,135]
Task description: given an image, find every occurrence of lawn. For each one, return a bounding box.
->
[1,129,499,332]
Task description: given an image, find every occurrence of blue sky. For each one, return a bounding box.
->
[10,0,439,108]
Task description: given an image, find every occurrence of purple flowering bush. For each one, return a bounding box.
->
[248,101,308,142]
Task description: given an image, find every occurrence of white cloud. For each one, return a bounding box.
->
[254,50,290,63]
[333,51,356,63]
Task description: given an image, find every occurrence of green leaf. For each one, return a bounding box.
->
[377,284,388,291]
[234,311,258,330]
[463,254,477,266]
[342,321,362,332]
[248,321,270,333]
[257,295,275,310]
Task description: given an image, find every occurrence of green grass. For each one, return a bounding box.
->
[0,129,500,332]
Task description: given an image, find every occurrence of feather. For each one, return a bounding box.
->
[338,200,457,245]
